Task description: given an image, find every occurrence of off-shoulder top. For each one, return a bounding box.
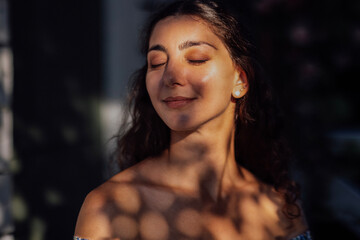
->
[74,230,312,240]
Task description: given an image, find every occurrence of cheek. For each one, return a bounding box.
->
[145,78,152,100]
[185,67,215,96]
[189,64,234,97]
[146,73,161,100]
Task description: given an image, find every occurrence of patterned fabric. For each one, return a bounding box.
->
[291,230,312,240]
[74,230,312,240]
[74,237,88,240]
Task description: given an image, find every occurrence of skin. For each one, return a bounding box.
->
[74,15,308,240]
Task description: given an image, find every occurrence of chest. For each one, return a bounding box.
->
[111,189,290,240]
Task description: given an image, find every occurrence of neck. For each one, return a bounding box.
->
[163,116,245,202]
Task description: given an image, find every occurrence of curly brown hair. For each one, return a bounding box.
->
[116,0,300,219]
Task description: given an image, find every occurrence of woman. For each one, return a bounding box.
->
[74,0,311,239]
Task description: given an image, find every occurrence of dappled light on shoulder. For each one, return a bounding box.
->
[175,208,202,237]
[113,184,141,214]
[139,185,175,212]
[111,215,138,239]
[139,211,169,240]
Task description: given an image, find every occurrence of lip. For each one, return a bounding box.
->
[163,96,196,109]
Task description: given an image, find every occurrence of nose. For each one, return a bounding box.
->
[162,59,186,87]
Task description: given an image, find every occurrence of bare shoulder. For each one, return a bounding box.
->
[258,182,309,239]
[283,200,309,239]
[74,184,111,238]
[74,166,142,239]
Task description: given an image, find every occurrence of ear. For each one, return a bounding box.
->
[232,68,248,99]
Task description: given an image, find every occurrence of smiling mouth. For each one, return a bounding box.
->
[163,96,196,109]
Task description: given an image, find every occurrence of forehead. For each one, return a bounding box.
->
[149,15,223,47]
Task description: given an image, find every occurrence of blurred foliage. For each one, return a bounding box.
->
[8,0,360,239]
[10,0,103,239]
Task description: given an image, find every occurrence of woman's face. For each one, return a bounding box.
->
[146,15,243,132]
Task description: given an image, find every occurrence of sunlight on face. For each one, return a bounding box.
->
[146,15,240,132]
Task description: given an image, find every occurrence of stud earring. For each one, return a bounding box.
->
[232,88,243,98]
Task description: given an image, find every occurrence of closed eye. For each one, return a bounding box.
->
[150,62,166,69]
[188,59,208,65]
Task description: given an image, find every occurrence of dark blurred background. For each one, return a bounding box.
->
[0,0,358,239]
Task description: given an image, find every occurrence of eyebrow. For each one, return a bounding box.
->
[147,40,217,54]
[178,40,217,50]
[148,44,167,53]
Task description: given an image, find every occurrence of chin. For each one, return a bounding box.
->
[163,118,198,132]
[166,122,195,132]
[168,126,196,132]
[166,121,208,133]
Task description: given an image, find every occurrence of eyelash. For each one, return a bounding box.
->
[188,59,208,65]
[150,63,165,69]
[149,59,208,69]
